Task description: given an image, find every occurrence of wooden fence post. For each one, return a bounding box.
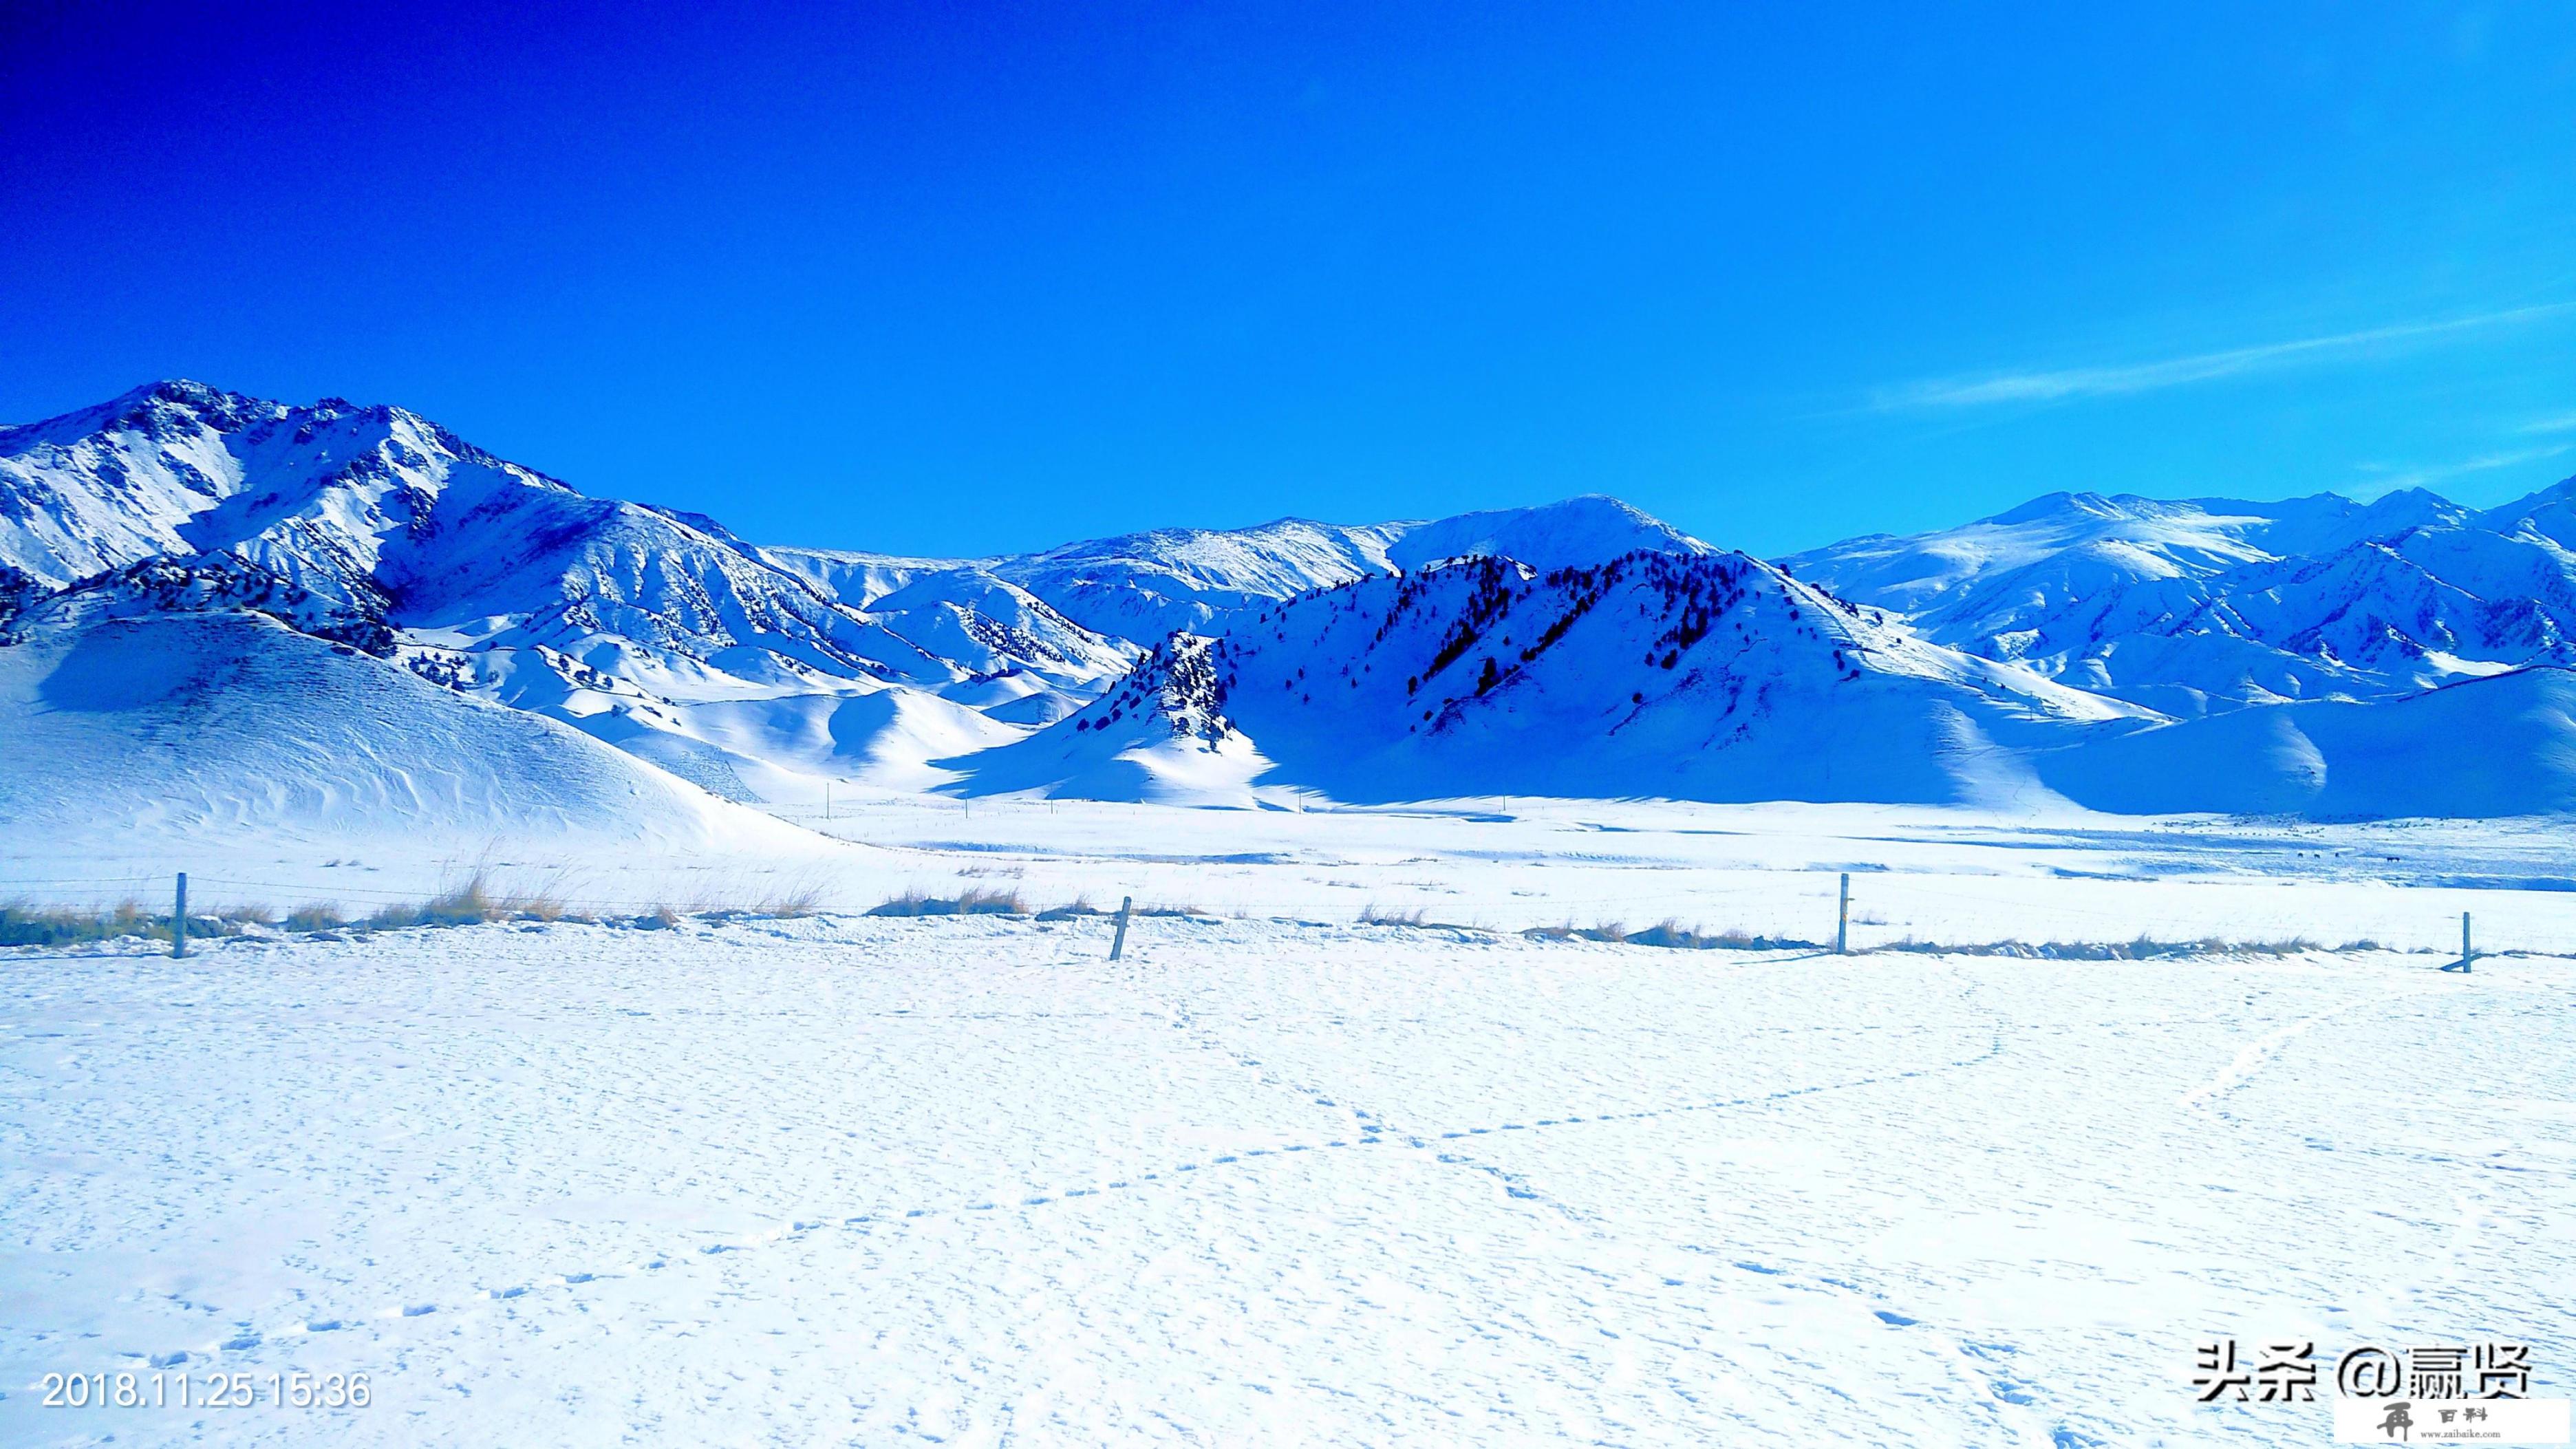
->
[1835,872,1850,956]
[1109,895,1133,962]
[173,872,189,960]
[2444,910,2476,973]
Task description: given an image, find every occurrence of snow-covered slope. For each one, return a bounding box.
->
[1377,496,1713,573]
[3,385,1739,819]
[982,519,1403,641]
[758,552,1138,700]
[1782,486,2576,714]
[991,494,1708,641]
[771,495,1713,647]
[2033,666,2576,819]
[0,379,570,594]
[0,381,1130,805]
[0,610,817,848]
[952,551,2154,807]
[0,380,1005,687]
[1781,489,2459,622]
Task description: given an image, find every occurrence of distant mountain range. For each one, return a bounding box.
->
[6,378,2575,828]
[1780,486,2576,716]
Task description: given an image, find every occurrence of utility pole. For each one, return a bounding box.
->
[1835,872,1850,956]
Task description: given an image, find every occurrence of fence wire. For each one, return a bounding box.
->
[0,864,2550,959]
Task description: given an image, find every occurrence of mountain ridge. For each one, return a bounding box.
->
[1781,481,2576,715]
[1,382,1743,814]
[9,378,2576,821]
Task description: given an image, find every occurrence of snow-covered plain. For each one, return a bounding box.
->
[3,908,2570,1446]
[22,791,2576,956]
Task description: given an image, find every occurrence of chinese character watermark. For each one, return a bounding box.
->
[2199,1340,2539,1404]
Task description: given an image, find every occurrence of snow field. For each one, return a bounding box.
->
[2,914,2570,1445]
[22,799,2576,960]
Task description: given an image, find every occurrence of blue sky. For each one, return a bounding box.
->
[3,1,2572,556]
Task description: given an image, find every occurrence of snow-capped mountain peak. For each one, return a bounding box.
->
[1,381,1734,811]
[1783,477,2576,715]
[952,547,2151,806]
[17,378,2570,822]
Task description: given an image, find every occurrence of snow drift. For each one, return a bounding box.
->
[2035,666,2576,819]
[0,610,815,849]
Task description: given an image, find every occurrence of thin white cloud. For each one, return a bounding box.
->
[2346,442,2576,498]
[2516,411,2576,436]
[1871,303,2575,412]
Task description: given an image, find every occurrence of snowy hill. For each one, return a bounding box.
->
[1376,496,1713,574]
[1781,486,2576,714]
[0,382,1128,805]
[952,551,2154,806]
[1781,489,2464,622]
[771,495,1706,645]
[2033,666,2576,819]
[756,550,1139,717]
[0,610,815,848]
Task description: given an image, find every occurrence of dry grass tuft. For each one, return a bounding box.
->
[1869,934,2337,960]
[868,888,1028,918]
[755,884,823,917]
[1521,919,1817,951]
[285,903,346,932]
[0,899,244,947]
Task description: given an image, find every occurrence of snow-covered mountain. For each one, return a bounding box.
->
[0,382,1174,799]
[767,495,1706,644]
[754,550,1138,721]
[1781,486,2576,715]
[0,383,1726,816]
[950,550,2154,806]
[2032,665,2576,819]
[12,378,2576,823]
[0,381,1025,683]
[0,609,817,848]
